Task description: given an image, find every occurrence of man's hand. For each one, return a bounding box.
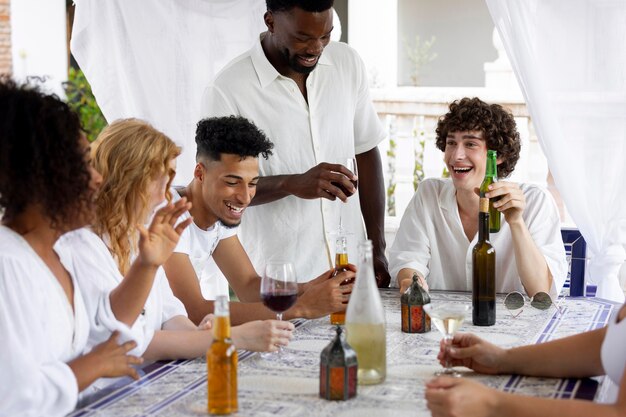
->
[484,181,526,225]
[292,268,356,319]
[284,162,357,202]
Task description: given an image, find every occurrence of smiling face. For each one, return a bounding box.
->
[266,7,333,74]
[195,154,259,229]
[444,130,488,193]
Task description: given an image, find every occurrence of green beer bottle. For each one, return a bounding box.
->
[479,150,500,233]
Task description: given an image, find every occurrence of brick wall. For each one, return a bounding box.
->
[0,0,11,75]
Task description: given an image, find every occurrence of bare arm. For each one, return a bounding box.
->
[356,148,391,288]
[486,182,551,295]
[212,236,262,302]
[250,163,356,206]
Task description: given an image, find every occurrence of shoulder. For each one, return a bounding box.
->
[325,41,362,66]
[416,178,451,198]
[211,49,255,86]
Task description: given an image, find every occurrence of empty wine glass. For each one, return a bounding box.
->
[332,157,358,235]
[424,303,470,377]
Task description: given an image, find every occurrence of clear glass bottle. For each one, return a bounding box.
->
[207,295,238,414]
[345,240,386,385]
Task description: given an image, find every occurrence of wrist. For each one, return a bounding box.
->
[498,348,515,374]
[286,300,306,319]
[489,389,507,417]
[135,255,161,270]
[281,174,296,196]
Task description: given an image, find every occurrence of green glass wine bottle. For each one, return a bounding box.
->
[472,198,496,326]
[479,150,500,233]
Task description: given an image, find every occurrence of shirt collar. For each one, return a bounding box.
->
[440,179,457,212]
[251,36,334,88]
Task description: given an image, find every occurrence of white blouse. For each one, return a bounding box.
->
[55,228,187,356]
[0,226,129,417]
[601,304,626,402]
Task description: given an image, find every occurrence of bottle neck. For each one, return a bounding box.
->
[355,240,375,289]
[478,212,490,242]
[485,152,497,179]
[213,295,231,341]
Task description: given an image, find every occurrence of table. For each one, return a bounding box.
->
[70,291,616,417]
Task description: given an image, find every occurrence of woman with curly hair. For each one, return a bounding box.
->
[57,118,292,363]
[389,97,567,297]
[0,80,191,416]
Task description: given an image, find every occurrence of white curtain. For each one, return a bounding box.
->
[70,0,267,184]
[486,0,626,302]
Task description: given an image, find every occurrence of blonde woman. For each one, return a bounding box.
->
[58,119,292,362]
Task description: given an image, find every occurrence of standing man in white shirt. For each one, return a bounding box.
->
[202,0,392,287]
[389,97,567,299]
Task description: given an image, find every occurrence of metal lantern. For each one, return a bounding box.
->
[320,326,358,401]
[401,273,431,333]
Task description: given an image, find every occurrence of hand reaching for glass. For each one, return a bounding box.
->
[231,319,294,352]
[436,332,507,375]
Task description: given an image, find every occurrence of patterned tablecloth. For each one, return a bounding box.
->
[70,291,615,417]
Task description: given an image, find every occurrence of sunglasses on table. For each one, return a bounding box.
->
[504,291,561,318]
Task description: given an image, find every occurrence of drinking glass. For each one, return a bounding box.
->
[332,157,358,235]
[424,303,470,377]
[261,262,298,321]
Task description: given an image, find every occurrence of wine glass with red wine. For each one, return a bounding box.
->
[261,262,298,322]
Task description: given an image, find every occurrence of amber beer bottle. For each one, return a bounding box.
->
[479,150,501,233]
[330,234,353,325]
[207,295,238,414]
[472,198,496,326]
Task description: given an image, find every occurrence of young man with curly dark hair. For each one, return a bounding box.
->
[390,97,567,298]
[164,116,354,325]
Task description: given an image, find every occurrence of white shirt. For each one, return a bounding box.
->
[201,39,386,281]
[55,228,187,357]
[601,305,626,402]
[173,190,238,299]
[0,226,130,417]
[389,178,567,297]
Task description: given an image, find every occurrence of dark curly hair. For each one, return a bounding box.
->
[0,78,91,229]
[435,97,521,178]
[196,116,274,162]
[267,0,333,13]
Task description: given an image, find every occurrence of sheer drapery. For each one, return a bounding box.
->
[71,0,267,184]
[486,0,626,301]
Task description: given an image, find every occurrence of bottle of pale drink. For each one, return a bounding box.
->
[345,240,386,385]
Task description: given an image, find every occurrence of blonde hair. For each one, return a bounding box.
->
[92,118,181,274]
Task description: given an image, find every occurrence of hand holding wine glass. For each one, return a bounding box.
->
[424,303,471,377]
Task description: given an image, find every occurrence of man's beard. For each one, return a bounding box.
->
[218,217,240,229]
[281,47,317,74]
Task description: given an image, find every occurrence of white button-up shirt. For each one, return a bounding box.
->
[389,178,568,298]
[201,39,385,281]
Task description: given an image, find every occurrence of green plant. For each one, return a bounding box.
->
[63,67,107,142]
[404,35,438,86]
[412,119,426,191]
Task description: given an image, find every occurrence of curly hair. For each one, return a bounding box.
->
[196,116,273,162]
[91,119,181,274]
[267,0,333,13]
[435,97,521,178]
[0,78,91,229]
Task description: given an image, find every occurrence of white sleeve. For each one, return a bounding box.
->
[352,48,386,155]
[157,268,188,323]
[523,186,569,298]
[56,230,153,356]
[389,188,431,286]
[0,257,78,417]
[201,84,239,117]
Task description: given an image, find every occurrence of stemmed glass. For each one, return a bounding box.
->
[332,157,358,235]
[260,262,298,357]
[424,303,470,377]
